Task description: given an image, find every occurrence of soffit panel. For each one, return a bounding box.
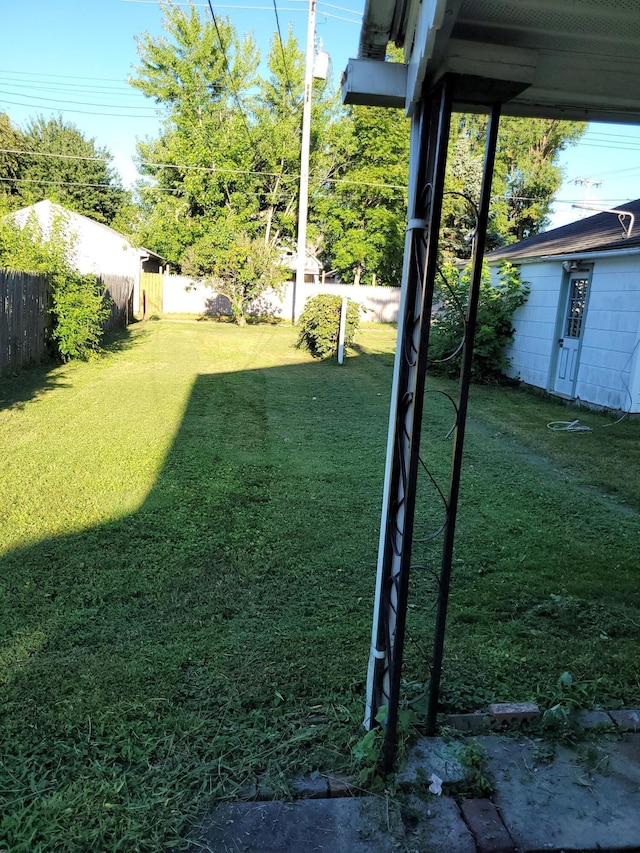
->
[356,0,640,120]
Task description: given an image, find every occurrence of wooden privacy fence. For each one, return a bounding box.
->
[0,270,50,377]
[99,275,134,333]
[0,270,134,377]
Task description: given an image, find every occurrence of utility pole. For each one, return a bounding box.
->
[574,177,602,217]
[293,0,316,323]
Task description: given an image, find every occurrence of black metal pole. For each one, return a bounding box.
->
[380,79,454,773]
[426,103,502,735]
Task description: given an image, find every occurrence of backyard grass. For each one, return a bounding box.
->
[1,319,639,850]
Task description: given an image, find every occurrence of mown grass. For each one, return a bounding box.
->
[1,319,639,850]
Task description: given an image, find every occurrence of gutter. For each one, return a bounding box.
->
[487,246,640,266]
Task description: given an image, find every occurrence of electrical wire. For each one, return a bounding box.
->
[206,0,260,156]
[271,0,295,97]
[0,97,159,119]
[0,68,132,83]
[0,88,158,112]
[0,147,407,193]
[0,176,125,190]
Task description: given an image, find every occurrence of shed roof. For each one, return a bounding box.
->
[486,198,640,262]
[348,0,640,121]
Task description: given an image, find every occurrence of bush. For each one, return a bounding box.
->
[0,210,110,361]
[296,294,360,359]
[49,271,110,361]
[429,260,529,382]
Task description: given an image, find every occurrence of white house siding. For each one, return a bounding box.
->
[13,200,141,286]
[574,256,640,412]
[501,261,560,389]
[499,255,640,413]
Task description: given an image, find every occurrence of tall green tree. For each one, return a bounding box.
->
[0,113,26,213]
[317,102,410,286]
[19,116,128,224]
[443,115,586,256]
[130,2,338,271]
[129,4,584,285]
[130,2,261,267]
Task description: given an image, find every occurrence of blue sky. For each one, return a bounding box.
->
[1,0,363,180]
[3,0,640,230]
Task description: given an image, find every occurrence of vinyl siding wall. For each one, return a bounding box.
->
[496,255,640,412]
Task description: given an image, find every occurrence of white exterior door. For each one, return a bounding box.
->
[553,273,589,397]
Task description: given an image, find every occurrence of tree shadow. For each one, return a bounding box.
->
[1,343,639,847]
[0,325,147,412]
[0,359,70,412]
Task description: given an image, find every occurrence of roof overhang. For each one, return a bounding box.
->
[343,0,640,121]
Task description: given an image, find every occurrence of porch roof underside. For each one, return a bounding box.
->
[356,0,640,122]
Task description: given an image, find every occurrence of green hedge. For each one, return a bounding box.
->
[296,294,360,359]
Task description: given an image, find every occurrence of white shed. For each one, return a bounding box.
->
[487,200,640,413]
[9,200,152,306]
[11,200,140,276]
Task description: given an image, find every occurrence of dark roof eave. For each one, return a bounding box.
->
[486,199,640,263]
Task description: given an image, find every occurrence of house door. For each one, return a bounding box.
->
[552,272,589,397]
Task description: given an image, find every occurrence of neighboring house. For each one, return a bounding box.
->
[139,247,165,274]
[486,200,640,413]
[8,200,163,308]
[281,247,322,284]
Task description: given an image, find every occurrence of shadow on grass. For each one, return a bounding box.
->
[1,356,379,697]
[0,325,146,413]
[2,344,640,849]
[0,352,388,847]
[0,358,70,412]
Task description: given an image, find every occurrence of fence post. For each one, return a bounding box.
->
[337,297,347,364]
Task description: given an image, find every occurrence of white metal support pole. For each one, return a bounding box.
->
[293,0,316,323]
[337,296,347,364]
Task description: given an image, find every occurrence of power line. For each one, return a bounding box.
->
[0,81,148,98]
[0,146,410,191]
[272,0,296,97]
[317,1,361,14]
[119,0,362,22]
[0,97,160,119]
[0,88,158,112]
[122,0,307,6]
[0,176,124,191]
[0,68,131,84]
[0,146,298,181]
[205,0,260,157]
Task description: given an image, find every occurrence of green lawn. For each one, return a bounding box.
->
[1,319,639,850]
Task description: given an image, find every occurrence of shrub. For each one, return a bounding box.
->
[296,294,360,359]
[49,271,111,361]
[0,209,110,361]
[429,260,529,382]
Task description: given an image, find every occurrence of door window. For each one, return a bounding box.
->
[564,277,588,338]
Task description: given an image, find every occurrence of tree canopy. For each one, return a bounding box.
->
[0,113,129,225]
[127,4,585,287]
[1,2,586,291]
[129,4,336,272]
[443,115,586,257]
